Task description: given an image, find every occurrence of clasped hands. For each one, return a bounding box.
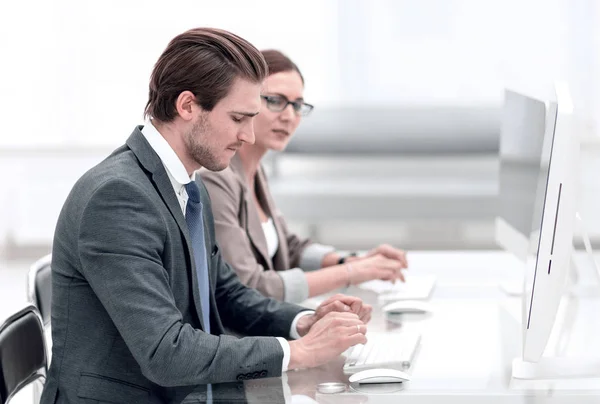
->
[289,294,372,369]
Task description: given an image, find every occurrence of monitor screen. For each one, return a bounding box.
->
[497,90,553,260]
[498,90,548,239]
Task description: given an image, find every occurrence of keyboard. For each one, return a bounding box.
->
[343,331,421,374]
[358,275,437,302]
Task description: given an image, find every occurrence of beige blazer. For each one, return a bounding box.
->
[200,155,334,302]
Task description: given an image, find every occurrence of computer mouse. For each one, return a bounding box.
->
[382,300,433,314]
[348,368,411,384]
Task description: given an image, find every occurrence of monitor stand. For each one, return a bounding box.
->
[511,213,600,380]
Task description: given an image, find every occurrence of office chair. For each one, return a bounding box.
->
[0,305,47,404]
[27,254,52,403]
[27,254,52,328]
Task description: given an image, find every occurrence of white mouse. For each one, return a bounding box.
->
[349,368,411,384]
[382,300,433,314]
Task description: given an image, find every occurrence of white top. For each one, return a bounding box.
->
[261,218,280,258]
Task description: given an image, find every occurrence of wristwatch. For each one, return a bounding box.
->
[337,252,358,265]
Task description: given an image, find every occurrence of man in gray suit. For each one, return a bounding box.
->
[41,28,372,404]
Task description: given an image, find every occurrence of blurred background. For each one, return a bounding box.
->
[0,0,599,258]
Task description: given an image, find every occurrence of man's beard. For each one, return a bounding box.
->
[184,114,227,172]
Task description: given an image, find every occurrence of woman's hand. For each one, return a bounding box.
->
[348,253,406,284]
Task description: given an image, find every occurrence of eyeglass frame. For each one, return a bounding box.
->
[260,94,314,116]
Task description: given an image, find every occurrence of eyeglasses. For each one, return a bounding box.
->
[261,95,314,116]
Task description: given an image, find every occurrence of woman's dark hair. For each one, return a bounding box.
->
[261,49,304,84]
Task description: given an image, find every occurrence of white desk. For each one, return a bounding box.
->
[242,250,600,404]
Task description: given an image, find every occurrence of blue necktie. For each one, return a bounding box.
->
[184,182,211,334]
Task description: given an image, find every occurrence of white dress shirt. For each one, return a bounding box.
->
[141,121,311,372]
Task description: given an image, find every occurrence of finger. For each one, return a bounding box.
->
[316,299,352,315]
[398,251,409,269]
[378,268,399,282]
[350,300,363,315]
[329,317,364,334]
[329,313,365,327]
[340,323,367,336]
[379,244,409,268]
[387,269,405,284]
[375,257,404,271]
[317,300,352,315]
[319,293,362,308]
[401,251,409,268]
[342,333,368,348]
[360,312,372,324]
[389,247,408,268]
[358,311,371,324]
[324,311,360,322]
[358,304,372,320]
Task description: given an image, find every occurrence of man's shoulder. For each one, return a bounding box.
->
[73,145,151,200]
[55,144,158,240]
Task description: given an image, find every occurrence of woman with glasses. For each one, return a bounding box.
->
[200,50,408,303]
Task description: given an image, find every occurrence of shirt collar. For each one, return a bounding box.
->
[141,121,195,192]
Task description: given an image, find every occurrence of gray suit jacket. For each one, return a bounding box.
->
[41,127,305,404]
[200,155,334,303]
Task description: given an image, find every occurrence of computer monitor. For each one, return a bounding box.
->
[519,82,579,364]
[495,89,549,263]
[497,84,593,379]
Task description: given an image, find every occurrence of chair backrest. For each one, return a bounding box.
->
[27,255,52,327]
[0,305,47,404]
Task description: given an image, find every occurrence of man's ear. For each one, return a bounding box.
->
[175,91,197,122]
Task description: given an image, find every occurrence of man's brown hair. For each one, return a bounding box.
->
[145,28,268,122]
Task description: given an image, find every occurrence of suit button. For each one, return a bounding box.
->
[236,374,245,381]
[260,370,267,377]
[252,371,260,379]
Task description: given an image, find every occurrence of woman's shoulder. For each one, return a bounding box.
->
[199,165,233,181]
[198,166,243,195]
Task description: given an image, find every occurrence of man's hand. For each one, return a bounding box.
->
[296,294,372,337]
[365,244,408,269]
[289,312,367,369]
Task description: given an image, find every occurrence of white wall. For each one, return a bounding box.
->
[337,0,568,105]
[0,0,599,250]
[2,0,598,147]
[0,0,340,148]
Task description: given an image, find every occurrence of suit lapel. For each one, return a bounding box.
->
[229,155,273,269]
[126,127,207,331]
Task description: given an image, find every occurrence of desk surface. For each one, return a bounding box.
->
[182,251,600,404]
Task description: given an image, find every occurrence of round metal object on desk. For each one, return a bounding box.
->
[317,382,346,394]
